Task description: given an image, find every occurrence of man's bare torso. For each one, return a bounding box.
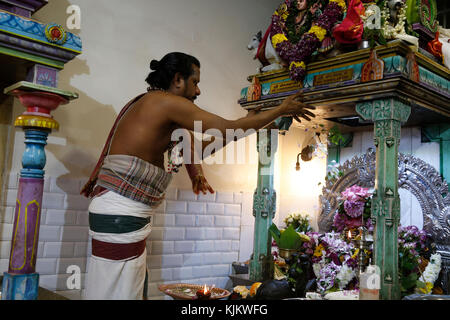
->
[108,91,178,170]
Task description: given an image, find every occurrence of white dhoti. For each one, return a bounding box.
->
[84,190,153,300]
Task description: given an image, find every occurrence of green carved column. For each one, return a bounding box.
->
[421,124,450,189]
[356,98,411,300]
[249,128,278,282]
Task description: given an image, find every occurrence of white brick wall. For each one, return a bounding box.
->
[0,175,248,300]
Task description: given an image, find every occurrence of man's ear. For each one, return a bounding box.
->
[173,72,184,89]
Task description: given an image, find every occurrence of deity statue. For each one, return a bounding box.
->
[295,0,309,34]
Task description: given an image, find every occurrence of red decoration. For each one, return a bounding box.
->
[361,49,384,82]
[247,77,261,102]
[406,51,420,83]
[255,26,272,67]
[427,32,443,62]
[333,0,365,44]
[11,90,68,117]
[51,28,61,40]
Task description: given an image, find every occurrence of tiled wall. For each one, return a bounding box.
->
[0,172,255,299]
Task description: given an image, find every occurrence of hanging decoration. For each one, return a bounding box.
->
[381,0,408,40]
[270,0,347,82]
[333,0,365,44]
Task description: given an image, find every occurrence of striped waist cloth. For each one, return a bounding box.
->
[97,155,172,207]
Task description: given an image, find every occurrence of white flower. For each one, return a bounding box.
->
[336,264,356,290]
[313,263,322,278]
[419,253,442,285]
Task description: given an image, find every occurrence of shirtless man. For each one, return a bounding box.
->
[82,52,315,300]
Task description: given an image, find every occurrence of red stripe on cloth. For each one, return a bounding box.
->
[91,238,146,261]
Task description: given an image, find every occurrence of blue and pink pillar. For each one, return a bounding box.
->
[2,71,74,300]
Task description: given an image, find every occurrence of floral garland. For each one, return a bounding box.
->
[381,0,408,39]
[417,253,441,294]
[271,0,346,82]
[303,231,359,293]
[283,212,312,233]
[332,185,374,233]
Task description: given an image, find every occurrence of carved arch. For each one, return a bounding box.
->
[318,148,450,291]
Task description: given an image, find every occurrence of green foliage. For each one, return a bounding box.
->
[398,249,420,296]
[270,224,303,250]
[328,125,345,146]
[363,28,387,48]
[269,223,281,246]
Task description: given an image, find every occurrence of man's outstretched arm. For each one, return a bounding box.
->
[164,91,315,137]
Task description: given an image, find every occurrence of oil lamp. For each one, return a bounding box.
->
[196,284,211,300]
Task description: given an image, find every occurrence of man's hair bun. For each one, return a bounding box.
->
[150,60,160,71]
[145,52,200,90]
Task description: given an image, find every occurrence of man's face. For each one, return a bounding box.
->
[183,64,201,102]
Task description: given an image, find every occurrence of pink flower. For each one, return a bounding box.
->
[333,212,347,232]
[346,217,363,230]
[340,185,371,202]
[344,200,365,218]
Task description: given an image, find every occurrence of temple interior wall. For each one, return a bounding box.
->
[0,0,443,299]
[0,0,286,299]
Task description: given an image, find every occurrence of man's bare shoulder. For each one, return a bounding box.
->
[140,90,189,107]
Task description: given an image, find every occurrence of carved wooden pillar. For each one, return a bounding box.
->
[249,128,278,281]
[356,98,411,300]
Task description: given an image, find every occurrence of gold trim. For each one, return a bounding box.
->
[0,9,82,54]
[9,199,41,271]
[9,199,25,271]
[14,115,60,131]
[29,200,40,267]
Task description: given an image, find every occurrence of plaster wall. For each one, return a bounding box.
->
[2,0,442,299]
[1,0,291,299]
[10,0,276,193]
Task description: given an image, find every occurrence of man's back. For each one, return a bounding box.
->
[108,90,179,170]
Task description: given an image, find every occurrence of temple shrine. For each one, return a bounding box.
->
[0,0,449,303]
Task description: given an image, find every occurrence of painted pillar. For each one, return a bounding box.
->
[356,98,411,300]
[421,124,450,189]
[249,127,278,282]
[2,80,70,300]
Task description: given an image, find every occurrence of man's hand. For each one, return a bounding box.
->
[279,91,315,123]
[192,174,214,195]
[185,163,214,195]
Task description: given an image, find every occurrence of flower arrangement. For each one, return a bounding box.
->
[302,231,359,293]
[271,221,442,297]
[381,0,408,39]
[332,185,373,233]
[283,212,312,233]
[416,253,442,294]
[397,225,434,296]
[360,1,388,48]
[270,0,346,81]
[270,223,311,251]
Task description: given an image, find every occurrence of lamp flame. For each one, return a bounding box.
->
[347,230,352,239]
